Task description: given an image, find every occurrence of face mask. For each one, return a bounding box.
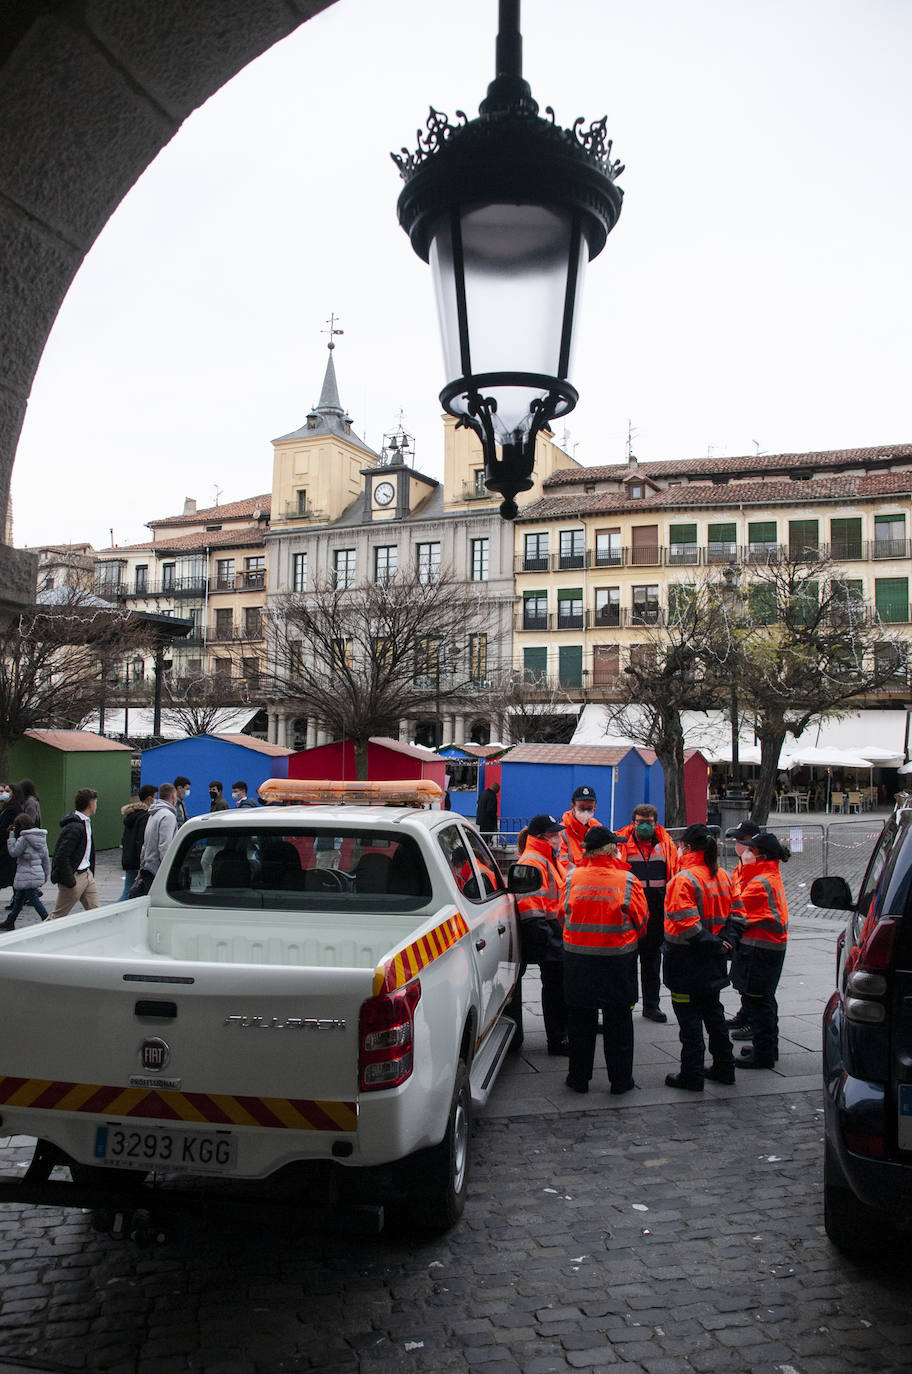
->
[209,791,218,800]
[0,792,9,803]
[574,805,595,820]
[232,793,242,802]
[636,821,654,839]
[741,849,757,865]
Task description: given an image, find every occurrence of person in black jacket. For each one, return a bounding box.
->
[475,780,500,841]
[118,784,157,902]
[0,782,24,904]
[49,788,99,919]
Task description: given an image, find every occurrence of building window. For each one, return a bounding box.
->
[830,579,864,625]
[830,517,862,561]
[523,591,548,630]
[215,608,233,639]
[558,644,583,688]
[630,525,659,566]
[289,642,304,678]
[135,564,148,594]
[131,657,145,681]
[557,588,584,630]
[242,657,261,687]
[594,588,620,627]
[594,528,621,567]
[788,518,819,560]
[470,537,489,582]
[473,468,486,496]
[559,529,585,570]
[470,633,488,683]
[216,558,235,589]
[706,522,737,564]
[334,549,356,589]
[292,552,307,593]
[875,577,909,624]
[244,555,265,589]
[414,636,443,683]
[632,584,660,625]
[668,523,698,565]
[593,645,619,685]
[874,642,907,683]
[668,584,697,626]
[629,483,645,499]
[332,638,353,673]
[244,606,262,638]
[749,584,778,624]
[874,514,906,560]
[747,521,777,562]
[524,532,549,572]
[374,545,398,582]
[416,542,440,584]
[296,488,308,515]
[523,646,547,685]
[213,658,232,679]
[161,563,175,591]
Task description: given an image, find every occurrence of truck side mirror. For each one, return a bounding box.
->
[810,875,855,911]
[507,862,542,895]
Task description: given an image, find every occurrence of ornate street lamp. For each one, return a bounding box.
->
[392,0,624,519]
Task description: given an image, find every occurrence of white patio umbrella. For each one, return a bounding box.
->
[785,745,876,811]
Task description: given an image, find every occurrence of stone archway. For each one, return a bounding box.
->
[0,0,336,623]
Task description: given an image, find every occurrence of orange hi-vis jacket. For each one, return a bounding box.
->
[737,859,789,948]
[564,854,648,954]
[616,823,680,886]
[664,852,733,945]
[516,834,566,924]
[558,809,601,873]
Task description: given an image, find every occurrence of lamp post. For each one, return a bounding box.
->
[393,0,624,519]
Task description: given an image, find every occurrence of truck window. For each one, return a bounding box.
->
[165,827,432,911]
[437,824,502,903]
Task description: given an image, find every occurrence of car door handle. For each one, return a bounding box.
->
[475,938,487,951]
[497,924,507,935]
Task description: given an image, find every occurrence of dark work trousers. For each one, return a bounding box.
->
[638,902,664,1008]
[670,989,734,1083]
[567,1004,634,1090]
[740,946,786,1060]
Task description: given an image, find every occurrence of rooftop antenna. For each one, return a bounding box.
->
[322,312,344,351]
[626,419,638,462]
[213,484,223,507]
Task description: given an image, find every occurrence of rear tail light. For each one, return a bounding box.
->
[842,1128,886,1158]
[844,918,897,1024]
[858,917,899,972]
[359,980,421,1092]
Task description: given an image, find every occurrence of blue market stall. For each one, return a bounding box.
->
[140,734,291,818]
[496,743,664,839]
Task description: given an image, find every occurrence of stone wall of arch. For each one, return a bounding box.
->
[0,0,335,623]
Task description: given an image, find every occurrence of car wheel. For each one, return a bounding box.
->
[410,1061,471,1233]
[823,1142,882,1255]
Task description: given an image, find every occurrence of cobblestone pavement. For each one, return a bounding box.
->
[0,842,910,1374]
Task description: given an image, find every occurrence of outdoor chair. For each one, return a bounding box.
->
[796,791,810,812]
[830,791,845,814]
[847,791,862,814]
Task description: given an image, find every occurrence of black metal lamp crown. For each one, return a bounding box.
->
[392,0,624,519]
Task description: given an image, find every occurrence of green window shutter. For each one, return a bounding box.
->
[749,585,777,624]
[830,517,862,557]
[707,522,736,542]
[668,523,697,544]
[791,580,819,626]
[748,521,777,545]
[558,645,583,688]
[557,587,583,602]
[788,519,819,555]
[875,578,909,624]
[523,647,547,683]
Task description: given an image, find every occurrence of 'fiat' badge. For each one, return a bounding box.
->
[140,1037,171,1072]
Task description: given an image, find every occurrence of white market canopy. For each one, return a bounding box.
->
[782,745,874,771]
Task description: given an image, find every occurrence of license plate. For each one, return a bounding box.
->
[93,1123,237,1174]
[899,1085,912,1152]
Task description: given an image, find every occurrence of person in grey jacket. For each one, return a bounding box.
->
[137,784,180,887]
[1,814,50,928]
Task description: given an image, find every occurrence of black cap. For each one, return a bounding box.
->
[528,813,564,837]
[572,785,596,803]
[583,825,621,851]
[680,823,712,848]
[725,820,761,841]
[744,831,786,860]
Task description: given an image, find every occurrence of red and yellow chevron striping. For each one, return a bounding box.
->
[0,1075,357,1132]
[373,911,469,995]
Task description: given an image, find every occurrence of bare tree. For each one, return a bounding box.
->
[0,590,152,776]
[477,668,578,744]
[162,668,256,737]
[714,554,909,823]
[268,570,496,778]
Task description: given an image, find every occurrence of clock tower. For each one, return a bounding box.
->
[363,423,437,520]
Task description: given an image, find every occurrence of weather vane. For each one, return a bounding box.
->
[322,313,344,351]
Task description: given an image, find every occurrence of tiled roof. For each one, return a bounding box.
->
[544,443,912,488]
[518,469,912,521]
[150,524,267,554]
[214,734,292,756]
[95,541,155,557]
[25,729,131,753]
[148,494,271,529]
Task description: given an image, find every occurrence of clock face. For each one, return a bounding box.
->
[374,481,395,507]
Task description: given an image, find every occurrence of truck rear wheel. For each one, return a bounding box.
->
[411,1061,471,1233]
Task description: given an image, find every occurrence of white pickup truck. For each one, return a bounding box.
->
[0,785,524,1233]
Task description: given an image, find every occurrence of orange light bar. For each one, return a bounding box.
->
[257,778,443,807]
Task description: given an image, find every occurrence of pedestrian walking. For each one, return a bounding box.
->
[723,819,762,1038]
[49,788,99,919]
[509,814,569,1055]
[208,780,230,812]
[617,803,679,1023]
[1,812,50,927]
[731,831,789,1070]
[17,778,41,827]
[663,823,737,1091]
[475,779,500,842]
[134,783,181,895]
[0,782,23,906]
[173,776,191,826]
[558,784,600,875]
[118,784,157,901]
[563,826,648,1095]
[231,780,259,809]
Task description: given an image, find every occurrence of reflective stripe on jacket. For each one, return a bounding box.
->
[664,852,733,945]
[564,854,648,955]
[558,809,600,874]
[516,835,566,923]
[738,859,788,948]
[616,823,680,887]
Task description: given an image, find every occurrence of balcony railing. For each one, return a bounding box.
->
[516,539,910,573]
[206,623,265,643]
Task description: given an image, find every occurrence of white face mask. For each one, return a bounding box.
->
[741,849,757,865]
[0,792,9,803]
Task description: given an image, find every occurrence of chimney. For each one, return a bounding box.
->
[183,498,197,515]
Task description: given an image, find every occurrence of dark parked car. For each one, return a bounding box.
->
[811,806,912,1253]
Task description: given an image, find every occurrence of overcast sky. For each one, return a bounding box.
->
[11,0,912,551]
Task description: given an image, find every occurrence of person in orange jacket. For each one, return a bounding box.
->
[616,803,679,1024]
[730,831,789,1070]
[663,824,737,1091]
[558,784,600,875]
[723,819,762,1038]
[563,826,649,1095]
[511,814,569,1055]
